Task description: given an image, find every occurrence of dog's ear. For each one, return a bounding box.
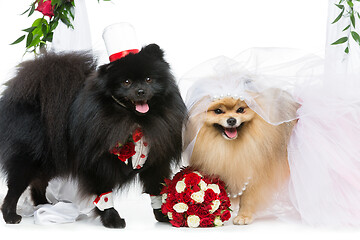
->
[98,62,113,76]
[141,44,164,59]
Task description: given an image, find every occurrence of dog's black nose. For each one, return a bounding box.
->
[137,89,145,96]
[227,117,237,126]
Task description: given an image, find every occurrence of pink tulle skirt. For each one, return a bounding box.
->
[287,87,360,226]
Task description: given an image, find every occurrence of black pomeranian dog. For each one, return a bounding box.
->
[0,44,187,228]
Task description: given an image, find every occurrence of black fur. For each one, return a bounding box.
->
[0,44,187,228]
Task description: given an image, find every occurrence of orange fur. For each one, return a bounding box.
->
[186,97,295,225]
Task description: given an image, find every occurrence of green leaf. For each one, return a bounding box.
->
[335,4,344,9]
[343,24,351,31]
[44,32,53,42]
[347,0,354,8]
[350,12,356,28]
[331,36,348,45]
[22,26,37,33]
[49,20,59,32]
[27,34,42,48]
[60,15,73,28]
[332,8,344,24]
[20,7,31,15]
[32,18,44,27]
[351,31,360,44]
[28,3,35,17]
[51,0,61,7]
[41,23,48,36]
[10,35,26,45]
[357,12,360,19]
[69,6,75,20]
[26,32,34,48]
[345,46,349,53]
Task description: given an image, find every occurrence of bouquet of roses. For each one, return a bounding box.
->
[161,167,231,228]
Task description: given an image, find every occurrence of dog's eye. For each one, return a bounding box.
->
[145,77,153,83]
[123,79,132,86]
[237,107,245,113]
[214,109,223,114]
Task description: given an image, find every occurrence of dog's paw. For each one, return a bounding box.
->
[99,208,126,229]
[3,212,22,224]
[233,214,253,225]
[153,209,169,222]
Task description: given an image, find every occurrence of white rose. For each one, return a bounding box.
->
[162,193,167,203]
[214,216,223,227]
[187,215,200,228]
[207,184,220,194]
[191,190,205,203]
[198,180,207,191]
[173,202,188,213]
[167,212,173,220]
[175,179,186,193]
[209,199,221,213]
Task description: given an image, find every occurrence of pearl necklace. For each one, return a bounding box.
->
[227,177,251,198]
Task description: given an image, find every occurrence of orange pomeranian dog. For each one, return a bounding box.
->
[185,96,296,225]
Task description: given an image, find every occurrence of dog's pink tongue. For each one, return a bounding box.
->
[135,102,149,113]
[225,128,237,139]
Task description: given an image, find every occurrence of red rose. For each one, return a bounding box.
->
[220,210,231,221]
[184,172,201,186]
[171,212,185,227]
[200,217,213,227]
[204,189,217,203]
[197,205,211,218]
[36,0,54,18]
[187,204,200,215]
[118,141,135,162]
[109,148,119,155]
[132,128,143,142]
[172,171,185,183]
[180,191,191,203]
[191,184,200,192]
[161,203,168,214]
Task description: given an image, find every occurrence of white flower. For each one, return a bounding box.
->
[173,202,188,213]
[175,179,186,193]
[167,212,173,220]
[162,193,167,203]
[199,180,207,191]
[207,184,220,194]
[187,215,200,228]
[209,199,221,213]
[214,216,223,227]
[193,171,203,177]
[191,190,205,203]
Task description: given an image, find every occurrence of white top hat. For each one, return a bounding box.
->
[102,22,140,62]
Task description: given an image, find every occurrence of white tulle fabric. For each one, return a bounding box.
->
[51,0,92,52]
[181,48,322,165]
[286,0,360,227]
[182,0,360,227]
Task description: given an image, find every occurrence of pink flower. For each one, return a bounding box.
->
[36,0,54,18]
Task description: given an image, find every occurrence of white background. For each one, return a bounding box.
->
[1,0,359,239]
